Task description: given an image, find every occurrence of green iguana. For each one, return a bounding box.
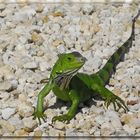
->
[33,11,140,124]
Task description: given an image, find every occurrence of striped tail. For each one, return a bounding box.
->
[95,10,140,85]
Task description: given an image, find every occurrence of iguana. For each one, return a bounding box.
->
[33,10,140,124]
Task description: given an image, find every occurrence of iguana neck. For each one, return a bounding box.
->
[52,68,79,90]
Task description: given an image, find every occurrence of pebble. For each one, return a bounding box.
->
[0,81,12,91]
[92,55,102,70]
[17,101,34,118]
[105,110,122,130]
[14,129,29,136]
[1,107,16,120]
[76,119,94,131]
[48,128,65,136]
[123,124,136,135]
[34,130,43,136]
[131,119,140,129]
[0,4,6,11]
[8,116,24,130]
[121,113,137,124]
[0,120,15,133]
[22,117,38,132]
[23,62,38,69]
[52,39,64,47]
[31,32,44,46]
[0,91,10,101]
[101,122,115,136]
[54,121,66,130]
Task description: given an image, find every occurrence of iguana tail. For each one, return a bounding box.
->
[95,10,140,85]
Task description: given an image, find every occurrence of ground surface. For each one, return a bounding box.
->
[0,2,140,137]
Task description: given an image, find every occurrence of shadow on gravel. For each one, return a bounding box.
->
[45,93,103,114]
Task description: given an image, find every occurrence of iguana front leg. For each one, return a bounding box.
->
[52,90,80,123]
[33,82,53,124]
[91,84,128,112]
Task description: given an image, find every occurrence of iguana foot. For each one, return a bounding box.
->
[52,114,72,123]
[33,108,46,125]
[104,94,129,112]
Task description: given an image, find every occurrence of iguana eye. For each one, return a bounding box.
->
[67,57,72,61]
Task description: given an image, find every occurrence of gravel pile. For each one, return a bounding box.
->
[0,2,140,137]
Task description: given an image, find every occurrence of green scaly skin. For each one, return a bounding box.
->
[33,11,140,124]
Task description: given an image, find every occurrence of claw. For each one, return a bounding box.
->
[106,99,111,109]
[104,94,128,113]
[52,115,71,123]
[33,109,46,125]
[113,102,117,111]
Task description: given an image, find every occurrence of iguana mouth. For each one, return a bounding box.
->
[54,68,79,90]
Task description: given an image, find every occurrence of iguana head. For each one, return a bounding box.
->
[50,52,86,88]
[51,51,86,77]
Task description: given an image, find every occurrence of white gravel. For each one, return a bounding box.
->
[0,2,140,137]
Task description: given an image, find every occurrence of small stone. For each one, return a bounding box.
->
[35,5,44,13]
[95,115,105,125]
[92,55,102,70]
[127,99,139,106]
[0,4,6,11]
[101,122,115,136]
[31,32,44,45]
[112,88,121,96]
[2,107,16,120]
[90,23,100,34]
[0,81,12,91]
[17,102,34,118]
[9,116,24,130]
[43,16,49,23]
[14,129,29,136]
[130,103,140,111]
[123,124,135,135]
[82,5,94,14]
[18,94,28,102]
[0,65,14,80]
[39,61,51,71]
[134,49,140,59]
[121,113,137,124]
[52,40,64,47]
[57,44,65,53]
[22,117,38,132]
[55,121,65,130]
[37,50,44,57]
[48,128,65,136]
[52,11,64,17]
[0,129,3,136]
[76,119,93,131]
[23,62,38,69]
[51,23,61,32]
[138,112,140,119]
[131,118,140,129]
[18,36,27,44]
[0,120,15,133]
[94,130,101,136]
[42,6,48,14]
[0,91,10,101]
[11,79,18,90]
[34,130,43,136]
[0,12,6,18]
[105,110,122,130]
[44,108,57,119]
[82,43,92,51]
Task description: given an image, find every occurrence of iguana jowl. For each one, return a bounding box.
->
[33,10,140,124]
